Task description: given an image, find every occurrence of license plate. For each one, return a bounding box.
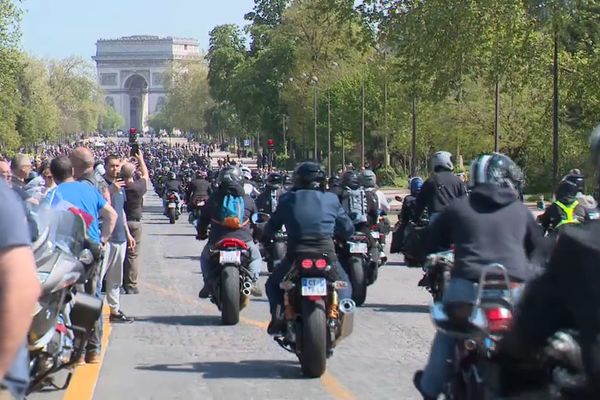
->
[168,203,176,208]
[219,251,241,265]
[349,242,368,254]
[301,278,327,296]
[371,231,380,239]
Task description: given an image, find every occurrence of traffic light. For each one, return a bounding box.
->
[267,138,275,150]
[129,128,138,144]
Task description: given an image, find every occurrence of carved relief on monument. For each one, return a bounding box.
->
[100,73,118,86]
[152,72,164,87]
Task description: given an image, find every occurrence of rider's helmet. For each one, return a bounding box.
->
[409,177,424,196]
[241,166,252,180]
[562,169,585,194]
[293,161,326,190]
[217,166,243,189]
[163,166,171,174]
[556,179,579,204]
[341,170,361,190]
[469,153,523,194]
[359,169,377,188]
[196,170,207,179]
[328,175,340,189]
[168,172,177,181]
[266,172,283,189]
[432,151,454,172]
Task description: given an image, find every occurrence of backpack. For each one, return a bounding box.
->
[343,188,368,224]
[216,194,248,229]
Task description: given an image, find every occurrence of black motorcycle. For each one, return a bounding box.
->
[164,191,181,224]
[208,237,254,325]
[274,252,355,378]
[338,232,374,306]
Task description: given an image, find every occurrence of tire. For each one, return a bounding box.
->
[168,208,176,224]
[299,298,327,378]
[268,241,287,273]
[349,257,367,306]
[220,266,240,325]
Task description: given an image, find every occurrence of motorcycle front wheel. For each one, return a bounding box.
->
[349,257,367,306]
[299,298,327,378]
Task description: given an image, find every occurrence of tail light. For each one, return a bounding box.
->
[301,259,313,269]
[485,307,512,333]
[168,195,177,200]
[314,259,327,269]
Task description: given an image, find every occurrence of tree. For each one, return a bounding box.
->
[207,25,247,102]
[100,105,124,132]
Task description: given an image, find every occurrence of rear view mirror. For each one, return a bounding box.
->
[395,195,403,202]
[251,212,270,225]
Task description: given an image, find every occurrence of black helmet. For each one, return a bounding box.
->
[328,175,340,188]
[168,172,177,181]
[267,172,283,188]
[556,179,579,203]
[293,161,326,189]
[342,170,360,190]
[218,166,243,187]
[562,169,585,193]
[359,169,377,188]
[469,153,523,193]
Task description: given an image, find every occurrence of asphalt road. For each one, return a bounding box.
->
[86,191,434,400]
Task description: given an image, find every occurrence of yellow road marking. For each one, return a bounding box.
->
[141,281,356,400]
[63,304,112,400]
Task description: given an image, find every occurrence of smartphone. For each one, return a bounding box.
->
[130,143,140,157]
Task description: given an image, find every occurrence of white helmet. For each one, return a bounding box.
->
[431,151,454,171]
[241,166,252,180]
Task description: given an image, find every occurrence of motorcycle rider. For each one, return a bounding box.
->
[255,172,285,214]
[197,166,262,298]
[413,153,542,400]
[360,169,390,215]
[328,175,342,197]
[241,166,260,198]
[263,161,354,334]
[537,179,587,234]
[163,172,183,211]
[391,177,423,253]
[186,170,211,206]
[413,151,468,223]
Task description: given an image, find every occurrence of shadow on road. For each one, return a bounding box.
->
[164,255,201,261]
[149,233,196,237]
[135,315,221,326]
[136,360,303,379]
[385,261,407,267]
[363,303,429,314]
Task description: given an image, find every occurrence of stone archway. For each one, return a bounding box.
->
[124,74,148,131]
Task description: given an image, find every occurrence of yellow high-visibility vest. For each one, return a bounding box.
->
[555,200,580,228]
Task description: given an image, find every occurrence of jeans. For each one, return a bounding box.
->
[265,257,352,317]
[1,342,29,399]
[199,240,262,284]
[420,278,524,397]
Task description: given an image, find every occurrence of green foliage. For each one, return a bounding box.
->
[100,105,124,132]
[375,166,397,187]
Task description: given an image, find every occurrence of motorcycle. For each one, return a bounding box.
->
[188,195,206,226]
[208,237,254,325]
[165,191,181,224]
[27,208,102,394]
[265,227,287,273]
[431,264,521,399]
[419,250,453,302]
[338,232,374,306]
[274,252,356,378]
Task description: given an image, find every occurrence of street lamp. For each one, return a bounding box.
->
[310,75,319,160]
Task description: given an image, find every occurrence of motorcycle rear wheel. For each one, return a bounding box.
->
[168,208,176,224]
[349,257,367,306]
[299,298,327,378]
[220,266,240,325]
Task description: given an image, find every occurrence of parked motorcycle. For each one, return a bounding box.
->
[419,250,453,302]
[165,191,181,224]
[27,208,102,394]
[274,252,355,378]
[208,237,254,325]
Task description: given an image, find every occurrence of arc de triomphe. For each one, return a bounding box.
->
[93,35,200,132]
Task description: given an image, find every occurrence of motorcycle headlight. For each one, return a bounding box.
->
[79,249,94,265]
[37,272,50,283]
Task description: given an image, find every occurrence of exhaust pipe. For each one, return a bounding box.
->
[339,299,356,314]
[242,288,251,296]
[243,281,252,290]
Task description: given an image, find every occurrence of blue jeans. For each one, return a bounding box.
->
[265,257,352,316]
[2,342,29,399]
[200,240,262,284]
[421,278,524,397]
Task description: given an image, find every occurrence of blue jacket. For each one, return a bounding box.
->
[264,189,354,246]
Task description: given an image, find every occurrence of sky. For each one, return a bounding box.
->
[21,0,255,59]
